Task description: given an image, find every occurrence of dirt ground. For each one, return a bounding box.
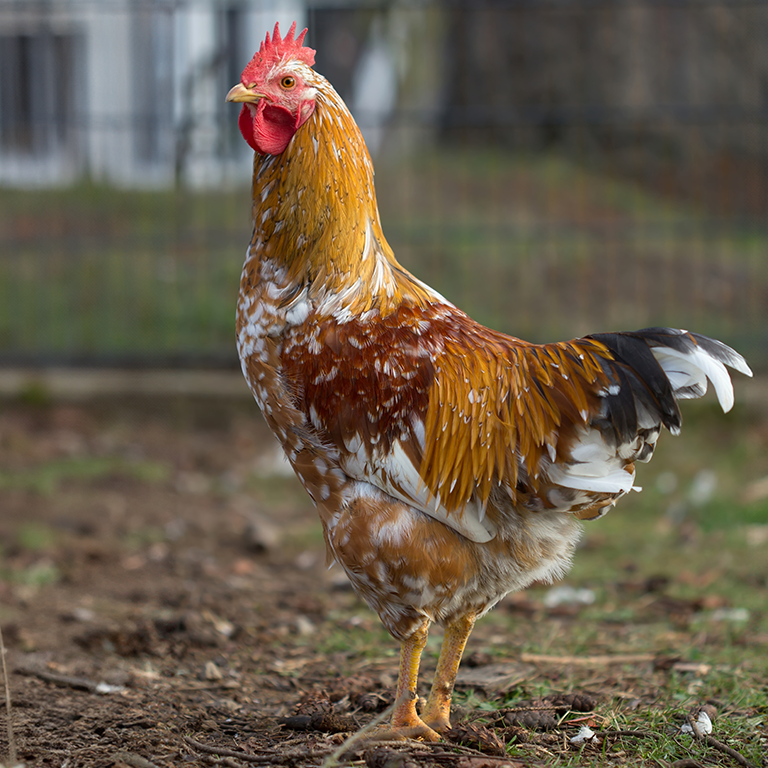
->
[0,389,765,768]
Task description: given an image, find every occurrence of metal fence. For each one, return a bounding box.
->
[1,0,766,370]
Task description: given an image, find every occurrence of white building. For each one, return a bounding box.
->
[0,0,306,188]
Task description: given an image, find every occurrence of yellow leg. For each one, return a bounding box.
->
[382,618,441,742]
[421,613,476,733]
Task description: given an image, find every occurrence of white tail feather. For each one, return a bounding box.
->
[651,346,750,413]
[548,462,636,494]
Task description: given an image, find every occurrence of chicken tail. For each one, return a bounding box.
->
[587,328,752,439]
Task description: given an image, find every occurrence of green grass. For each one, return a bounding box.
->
[0,455,169,494]
[2,149,766,367]
[0,183,248,360]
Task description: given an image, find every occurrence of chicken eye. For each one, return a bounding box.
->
[281,76,296,89]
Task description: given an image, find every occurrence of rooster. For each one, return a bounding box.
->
[226,23,752,741]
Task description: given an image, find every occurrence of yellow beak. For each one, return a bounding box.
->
[225,83,265,104]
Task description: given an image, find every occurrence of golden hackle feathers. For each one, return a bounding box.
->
[246,65,439,318]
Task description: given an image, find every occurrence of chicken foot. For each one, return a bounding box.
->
[378,612,477,741]
[422,612,476,733]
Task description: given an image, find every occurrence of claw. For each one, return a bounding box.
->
[372,720,442,743]
[423,715,452,734]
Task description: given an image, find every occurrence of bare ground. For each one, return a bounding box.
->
[0,391,765,767]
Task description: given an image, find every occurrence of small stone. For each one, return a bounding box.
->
[294,615,315,636]
[204,661,223,681]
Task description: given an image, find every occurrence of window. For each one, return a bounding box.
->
[132,6,174,165]
[0,30,80,155]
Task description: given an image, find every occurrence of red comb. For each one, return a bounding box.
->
[241,21,315,82]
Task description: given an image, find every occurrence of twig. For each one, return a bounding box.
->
[172,680,241,692]
[321,698,400,768]
[685,715,756,768]
[15,665,98,692]
[429,754,519,767]
[0,624,17,766]
[113,752,164,768]
[520,652,655,666]
[425,743,509,759]
[202,757,250,768]
[599,729,663,740]
[514,742,558,759]
[182,737,275,764]
[498,704,558,714]
[218,758,249,768]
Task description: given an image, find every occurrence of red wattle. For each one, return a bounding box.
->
[238,106,259,152]
[239,101,299,155]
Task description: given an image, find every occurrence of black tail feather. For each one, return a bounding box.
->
[587,330,684,442]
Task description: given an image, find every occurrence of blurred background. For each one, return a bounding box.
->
[1,0,766,370]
